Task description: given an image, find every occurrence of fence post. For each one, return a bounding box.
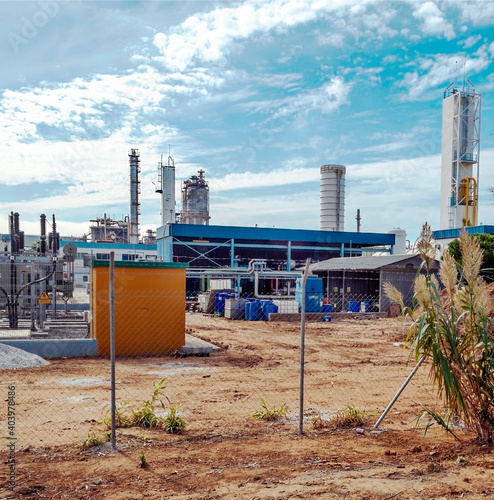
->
[299,258,311,435]
[374,356,425,429]
[109,251,116,450]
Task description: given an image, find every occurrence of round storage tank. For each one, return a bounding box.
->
[320,164,345,231]
[387,227,407,254]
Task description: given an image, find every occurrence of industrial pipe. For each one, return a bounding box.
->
[464,177,477,226]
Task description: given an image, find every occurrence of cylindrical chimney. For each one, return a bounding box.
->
[320,164,346,231]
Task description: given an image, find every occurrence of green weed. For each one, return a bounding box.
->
[252,397,287,421]
[102,400,132,428]
[332,403,370,428]
[162,406,186,434]
[132,378,169,428]
[101,378,187,433]
[79,433,102,450]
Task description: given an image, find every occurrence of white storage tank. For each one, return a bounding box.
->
[387,227,407,254]
[273,300,299,314]
[320,164,345,231]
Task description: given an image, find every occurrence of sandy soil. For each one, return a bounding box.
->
[1,314,494,499]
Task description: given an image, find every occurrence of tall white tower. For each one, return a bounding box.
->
[439,82,481,229]
[320,164,345,231]
[156,153,176,226]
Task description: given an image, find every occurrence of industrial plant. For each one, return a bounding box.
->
[0,81,493,357]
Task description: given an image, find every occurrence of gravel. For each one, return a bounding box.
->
[0,343,50,370]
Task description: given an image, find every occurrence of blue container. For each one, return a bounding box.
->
[323,304,333,313]
[245,301,262,321]
[348,301,360,313]
[295,276,324,313]
[362,300,372,313]
[216,292,237,315]
[215,292,226,314]
[322,316,332,322]
[262,302,278,321]
[244,302,250,319]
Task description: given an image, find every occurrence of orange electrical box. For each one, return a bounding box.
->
[90,260,188,356]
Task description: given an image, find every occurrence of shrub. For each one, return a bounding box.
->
[407,224,494,443]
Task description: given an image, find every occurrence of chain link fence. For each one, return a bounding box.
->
[1,263,440,460]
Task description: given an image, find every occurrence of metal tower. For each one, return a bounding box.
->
[128,149,141,244]
[156,151,176,226]
[439,82,481,229]
[181,169,210,225]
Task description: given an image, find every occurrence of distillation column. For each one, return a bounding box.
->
[157,153,176,226]
[129,149,141,244]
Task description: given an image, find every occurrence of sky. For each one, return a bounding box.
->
[1,0,494,243]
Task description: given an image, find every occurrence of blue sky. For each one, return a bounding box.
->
[1,0,494,242]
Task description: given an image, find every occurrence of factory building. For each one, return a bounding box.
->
[157,223,396,269]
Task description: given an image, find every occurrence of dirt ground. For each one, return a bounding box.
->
[2,314,494,499]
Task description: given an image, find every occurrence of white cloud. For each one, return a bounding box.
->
[400,49,492,100]
[455,1,494,25]
[238,77,352,125]
[274,77,352,118]
[460,34,481,49]
[412,1,455,40]
[317,32,346,47]
[382,54,398,64]
[208,166,319,193]
[210,190,320,230]
[0,66,221,144]
[152,0,382,71]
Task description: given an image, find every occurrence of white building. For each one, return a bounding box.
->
[59,240,157,287]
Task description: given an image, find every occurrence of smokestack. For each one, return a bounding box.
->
[129,149,141,244]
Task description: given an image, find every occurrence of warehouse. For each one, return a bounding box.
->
[157,223,397,270]
[309,254,439,313]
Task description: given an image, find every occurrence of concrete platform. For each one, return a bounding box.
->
[0,338,98,358]
[268,312,389,322]
[0,334,221,358]
[0,329,31,339]
[181,334,222,355]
